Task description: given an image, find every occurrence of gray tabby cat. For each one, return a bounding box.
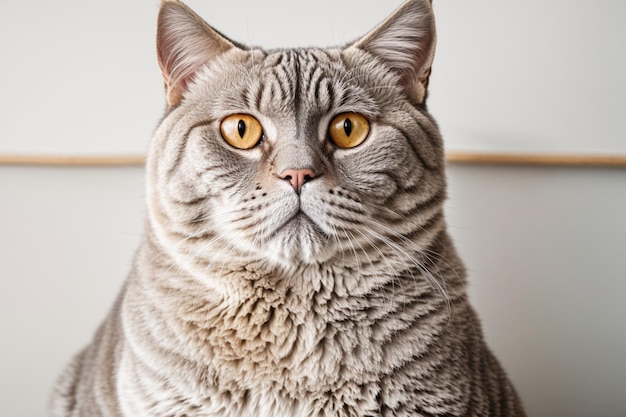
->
[50,0,526,416]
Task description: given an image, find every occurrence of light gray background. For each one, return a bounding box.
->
[1,1,626,416]
[0,0,625,156]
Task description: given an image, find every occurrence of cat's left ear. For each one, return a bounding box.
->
[348,0,436,104]
[157,0,244,106]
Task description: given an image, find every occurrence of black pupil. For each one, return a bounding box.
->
[237,120,246,138]
[344,118,353,137]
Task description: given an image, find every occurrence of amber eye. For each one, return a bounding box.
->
[220,114,264,150]
[328,113,370,149]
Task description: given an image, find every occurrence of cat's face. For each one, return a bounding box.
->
[148,0,445,271]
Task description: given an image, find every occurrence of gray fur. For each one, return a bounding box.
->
[50,0,526,415]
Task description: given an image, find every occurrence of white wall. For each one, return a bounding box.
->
[1,164,625,416]
[429,0,626,155]
[0,166,144,417]
[446,164,626,417]
[1,0,625,156]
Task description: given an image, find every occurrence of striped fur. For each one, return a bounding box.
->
[50,1,526,416]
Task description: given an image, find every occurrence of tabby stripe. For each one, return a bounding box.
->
[292,52,302,115]
[304,50,321,65]
[243,85,257,110]
[271,57,295,99]
[403,211,445,242]
[384,340,446,385]
[374,304,442,345]
[169,195,207,206]
[159,137,186,180]
[232,213,263,231]
[322,211,366,229]
[265,51,284,68]
[393,125,435,173]
[254,83,265,112]
[152,195,217,241]
[165,121,222,180]
[310,67,325,104]
[401,172,438,196]
[374,187,444,222]
[414,108,444,155]
[397,188,445,219]
[131,297,200,387]
[380,316,446,375]
[217,180,241,193]
[162,122,206,178]
[319,197,366,215]
[59,353,82,413]
[409,109,443,169]
[325,80,337,111]
[268,73,288,103]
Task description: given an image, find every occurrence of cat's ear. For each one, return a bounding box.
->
[157,0,243,106]
[348,0,436,104]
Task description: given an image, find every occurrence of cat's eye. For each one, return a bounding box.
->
[220,114,264,150]
[328,113,370,149]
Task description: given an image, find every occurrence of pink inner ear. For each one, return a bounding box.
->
[156,2,236,106]
[158,39,206,106]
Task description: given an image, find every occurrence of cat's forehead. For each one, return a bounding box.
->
[250,48,348,99]
[257,48,343,72]
[220,47,382,120]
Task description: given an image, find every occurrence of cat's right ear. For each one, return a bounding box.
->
[157,0,242,107]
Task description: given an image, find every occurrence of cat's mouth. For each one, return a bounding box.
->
[268,209,331,263]
[280,210,322,238]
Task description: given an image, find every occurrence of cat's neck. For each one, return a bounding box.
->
[123,226,467,395]
[135,224,466,312]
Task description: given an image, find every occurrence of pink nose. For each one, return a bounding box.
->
[279,168,316,193]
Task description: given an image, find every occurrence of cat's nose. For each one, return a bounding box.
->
[279,168,316,193]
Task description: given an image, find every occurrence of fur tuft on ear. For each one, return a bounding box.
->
[157,0,241,106]
[350,0,436,104]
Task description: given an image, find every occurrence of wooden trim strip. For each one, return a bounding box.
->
[445,152,626,167]
[1,152,626,167]
[0,155,146,166]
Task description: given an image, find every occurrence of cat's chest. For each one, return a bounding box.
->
[171,271,378,384]
[117,375,371,417]
[123,262,418,416]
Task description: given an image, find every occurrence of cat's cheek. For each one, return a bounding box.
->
[340,172,398,203]
[331,156,398,203]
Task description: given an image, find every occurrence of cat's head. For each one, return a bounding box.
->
[147,0,446,274]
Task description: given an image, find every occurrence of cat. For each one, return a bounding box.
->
[49,0,526,416]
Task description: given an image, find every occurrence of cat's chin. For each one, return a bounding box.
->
[263,214,334,266]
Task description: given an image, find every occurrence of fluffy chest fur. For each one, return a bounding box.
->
[116,236,464,417]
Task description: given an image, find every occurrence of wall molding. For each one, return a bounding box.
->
[444,152,626,167]
[0,155,146,167]
[1,153,626,167]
